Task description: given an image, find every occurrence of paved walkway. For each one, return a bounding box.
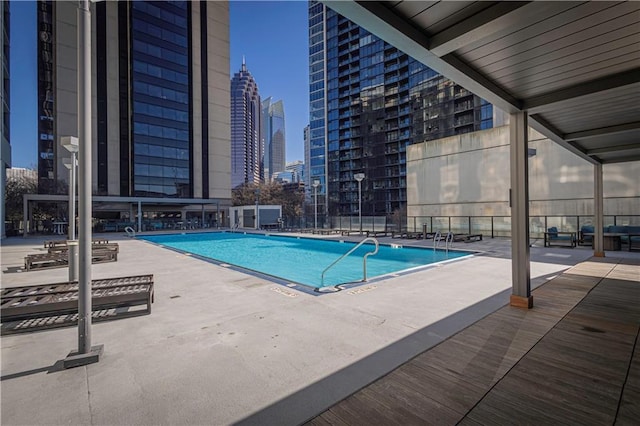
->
[1,232,637,425]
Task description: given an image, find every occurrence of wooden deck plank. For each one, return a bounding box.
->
[305,258,639,425]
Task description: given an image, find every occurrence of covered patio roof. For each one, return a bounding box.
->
[325,1,640,164]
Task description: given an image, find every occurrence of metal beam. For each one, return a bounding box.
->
[587,143,640,156]
[323,0,523,113]
[529,114,599,165]
[602,154,640,164]
[565,122,640,141]
[523,69,640,112]
[430,2,533,56]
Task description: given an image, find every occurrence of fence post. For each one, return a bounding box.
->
[448,217,451,233]
[468,216,471,234]
[491,217,494,238]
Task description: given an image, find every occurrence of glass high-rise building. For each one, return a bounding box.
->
[231,60,262,188]
[1,0,10,239]
[262,97,286,182]
[308,1,493,217]
[36,0,231,201]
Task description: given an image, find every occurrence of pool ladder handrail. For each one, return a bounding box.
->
[321,237,380,287]
[433,231,454,253]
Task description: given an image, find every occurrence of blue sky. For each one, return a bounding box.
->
[9,1,309,169]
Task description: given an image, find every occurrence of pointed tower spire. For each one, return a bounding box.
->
[242,55,246,72]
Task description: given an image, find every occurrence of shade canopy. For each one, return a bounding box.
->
[325,1,640,164]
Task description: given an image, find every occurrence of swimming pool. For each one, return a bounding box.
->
[140,232,472,290]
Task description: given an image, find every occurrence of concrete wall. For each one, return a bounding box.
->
[407,125,640,220]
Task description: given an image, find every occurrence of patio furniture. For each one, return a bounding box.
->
[1,274,154,329]
[453,234,483,243]
[544,227,576,248]
[24,243,119,271]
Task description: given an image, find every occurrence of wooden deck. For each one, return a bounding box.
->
[307,257,640,425]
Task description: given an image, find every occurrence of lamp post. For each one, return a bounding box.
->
[354,173,365,235]
[63,0,102,369]
[312,180,320,230]
[255,188,260,230]
[62,136,78,283]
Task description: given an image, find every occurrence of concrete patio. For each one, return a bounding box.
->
[1,231,638,425]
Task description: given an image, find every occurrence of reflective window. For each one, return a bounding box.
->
[131,1,190,198]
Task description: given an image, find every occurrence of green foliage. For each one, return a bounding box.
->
[5,173,38,222]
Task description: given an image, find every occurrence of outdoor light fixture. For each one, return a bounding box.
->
[312,180,320,230]
[354,173,365,235]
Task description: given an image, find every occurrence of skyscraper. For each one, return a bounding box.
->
[231,59,262,188]
[308,1,493,217]
[1,0,10,239]
[36,0,230,200]
[261,97,286,182]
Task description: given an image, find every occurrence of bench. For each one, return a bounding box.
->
[340,230,369,237]
[1,274,154,326]
[49,242,119,255]
[24,243,119,271]
[544,227,576,248]
[44,238,110,249]
[453,234,483,243]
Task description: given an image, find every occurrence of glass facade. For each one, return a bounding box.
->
[130,1,191,197]
[308,1,327,214]
[309,3,493,216]
[231,62,262,188]
[262,97,286,181]
[37,0,55,193]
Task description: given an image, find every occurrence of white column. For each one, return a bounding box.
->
[593,163,605,257]
[509,112,532,309]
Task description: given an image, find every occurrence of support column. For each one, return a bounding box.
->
[593,163,605,257]
[138,201,142,233]
[509,112,532,309]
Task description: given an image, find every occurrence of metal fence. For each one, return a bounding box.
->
[405,215,640,239]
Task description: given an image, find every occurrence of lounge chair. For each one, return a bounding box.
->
[544,227,576,248]
[1,274,154,331]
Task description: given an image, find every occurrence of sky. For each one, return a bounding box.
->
[9,1,309,169]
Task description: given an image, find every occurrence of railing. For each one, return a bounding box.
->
[320,237,380,288]
[403,215,640,239]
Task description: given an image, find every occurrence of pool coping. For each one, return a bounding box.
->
[138,231,477,296]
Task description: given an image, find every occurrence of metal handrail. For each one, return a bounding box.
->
[321,237,379,287]
[433,230,441,251]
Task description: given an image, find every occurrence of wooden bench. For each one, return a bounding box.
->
[25,243,119,271]
[44,238,110,249]
[453,234,483,242]
[340,230,369,237]
[1,274,154,325]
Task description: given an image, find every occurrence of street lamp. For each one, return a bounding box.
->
[62,136,78,283]
[354,173,365,235]
[255,188,260,230]
[312,180,320,230]
[63,0,102,369]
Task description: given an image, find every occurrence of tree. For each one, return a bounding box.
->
[232,181,305,225]
[5,173,38,223]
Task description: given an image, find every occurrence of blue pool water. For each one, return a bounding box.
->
[140,232,472,289]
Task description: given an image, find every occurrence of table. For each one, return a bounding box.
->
[582,233,627,251]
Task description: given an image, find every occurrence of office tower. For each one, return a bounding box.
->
[308,1,492,217]
[303,124,310,199]
[231,59,262,188]
[1,0,9,239]
[37,0,230,200]
[285,160,304,183]
[262,97,286,182]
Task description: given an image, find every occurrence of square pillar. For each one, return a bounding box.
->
[509,112,532,309]
[593,163,605,257]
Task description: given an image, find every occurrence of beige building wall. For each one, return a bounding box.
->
[407,125,640,220]
[206,1,231,201]
[190,1,203,198]
[105,2,120,195]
